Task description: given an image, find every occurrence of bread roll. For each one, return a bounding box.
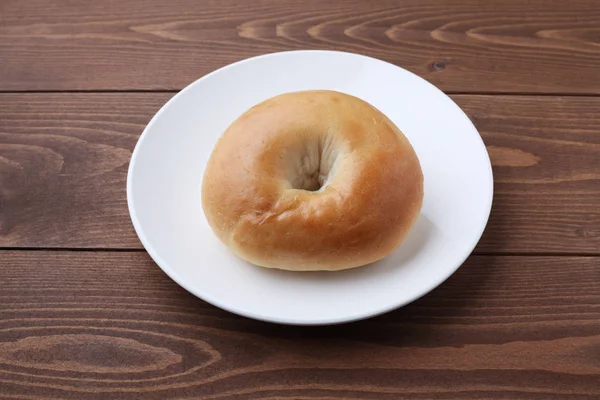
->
[202,90,423,271]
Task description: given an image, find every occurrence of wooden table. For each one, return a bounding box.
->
[1,1,599,398]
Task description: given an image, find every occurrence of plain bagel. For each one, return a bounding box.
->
[201,90,423,271]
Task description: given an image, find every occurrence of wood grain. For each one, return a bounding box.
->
[0,251,598,399]
[0,93,598,253]
[0,93,152,248]
[1,0,600,93]
[453,95,600,253]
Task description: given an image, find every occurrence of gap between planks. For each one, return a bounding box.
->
[2,90,600,97]
[0,248,598,257]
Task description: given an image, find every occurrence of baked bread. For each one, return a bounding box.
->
[201,90,423,271]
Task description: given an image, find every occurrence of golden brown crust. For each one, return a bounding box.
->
[201,90,423,271]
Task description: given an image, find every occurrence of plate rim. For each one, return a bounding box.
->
[127,49,494,325]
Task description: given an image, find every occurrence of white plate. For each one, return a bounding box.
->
[127,50,493,325]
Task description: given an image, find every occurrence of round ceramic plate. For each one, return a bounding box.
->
[127,50,493,325]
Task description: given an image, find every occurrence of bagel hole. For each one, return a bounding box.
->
[293,171,325,192]
[288,138,336,192]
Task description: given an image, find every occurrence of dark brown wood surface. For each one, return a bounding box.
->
[1,252,599,399]
[1,0,600,93]
[1,0,600,398]
[0,93,598,252]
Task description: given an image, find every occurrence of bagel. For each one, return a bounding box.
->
[201,90,423,271]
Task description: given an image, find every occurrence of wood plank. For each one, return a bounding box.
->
[0,251,598,398]
[0,93,599,253]
[0,93,154,248]
[453,95,600,253]
[1,0,599,93]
